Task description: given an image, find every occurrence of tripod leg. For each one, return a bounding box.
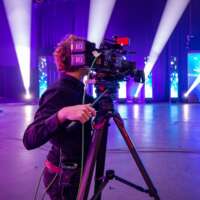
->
[91,176,109,200]
[113,113,160,200]
[77,118,109,200]
[94,120,109,200]
[91,170,115,200]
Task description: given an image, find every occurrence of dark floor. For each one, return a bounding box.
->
[0,103,200,200]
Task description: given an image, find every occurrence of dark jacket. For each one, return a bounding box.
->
[23,74,93,166]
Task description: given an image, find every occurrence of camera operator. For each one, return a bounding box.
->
[23,34,96,200]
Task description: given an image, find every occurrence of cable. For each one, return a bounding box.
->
[40,148,62,200]
[41,173,58,200]
[80,57,98,179]
[76,56,98,200]
[33,168,45,200]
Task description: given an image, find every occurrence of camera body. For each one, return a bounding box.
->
[69,37,145,95]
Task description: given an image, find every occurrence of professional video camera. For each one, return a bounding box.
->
[70,36,145,97]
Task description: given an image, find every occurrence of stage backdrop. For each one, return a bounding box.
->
[0,0,199,101]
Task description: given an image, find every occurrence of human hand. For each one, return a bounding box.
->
[57,104,96,124]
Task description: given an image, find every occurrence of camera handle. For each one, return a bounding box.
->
[76,96,160,200]
[66,89,109,129]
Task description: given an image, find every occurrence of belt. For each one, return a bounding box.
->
[45,160,79,174]
[45,160,62,173]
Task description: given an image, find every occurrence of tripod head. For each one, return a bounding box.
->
[94,96,114,121]
[94,80,118,118]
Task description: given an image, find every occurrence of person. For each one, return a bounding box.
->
[23,34,96,200]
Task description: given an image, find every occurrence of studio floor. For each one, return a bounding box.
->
[0,103,200,200]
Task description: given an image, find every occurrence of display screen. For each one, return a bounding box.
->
[187,52,200,101]
[170,57,179,98]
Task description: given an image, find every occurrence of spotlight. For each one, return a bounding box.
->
[134,83,143,98]
[184,93,188,98]
[92,86,97,98]
[118,81,127,99]
[134,0,191,97]
[24,90,32,100]
[144,57,153,99]
[134,93,138,98]
[87,0,116,48]
[185,75,200,97]
[3,0,32,98]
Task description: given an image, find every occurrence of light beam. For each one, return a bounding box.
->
[184,75,200,97]
[135,0,191,97]
[3,0,32,98]
[87,0,116,48]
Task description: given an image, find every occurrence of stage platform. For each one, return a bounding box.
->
[0,103,200,200]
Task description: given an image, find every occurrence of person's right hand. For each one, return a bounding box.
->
[57,104,96,124]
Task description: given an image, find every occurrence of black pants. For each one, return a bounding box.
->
[43,167,80,200]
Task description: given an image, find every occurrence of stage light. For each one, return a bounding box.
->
[184,75,200,97]
[170,56,179,98]
[170,61,174,65]
[118,56,127,99]
[144,57,153,99]
[92,86,97,98]
[24,90,32,100]
[145,72,153,99]
[183,92,188,98]
[87,0,116,48]
[3,0,32,98]
[134,0,191,97]
[38,56,48,97]
[118,81,127,99]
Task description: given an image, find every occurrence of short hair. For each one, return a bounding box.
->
[53,34,81,72]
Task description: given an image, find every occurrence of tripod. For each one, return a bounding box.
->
[77,96,160,200]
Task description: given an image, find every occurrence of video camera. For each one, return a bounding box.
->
[69,36,145,96]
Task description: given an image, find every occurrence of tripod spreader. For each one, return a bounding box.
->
[90,169,150,200]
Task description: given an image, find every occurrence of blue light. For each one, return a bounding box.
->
[170,57,179,98]
[38,56,48,97]
[170,72,179,98]
[187,53,200,101]
[118,81,127,99]
[145,72,153,98]
[144,56,153,99]
[92,85,97,98]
